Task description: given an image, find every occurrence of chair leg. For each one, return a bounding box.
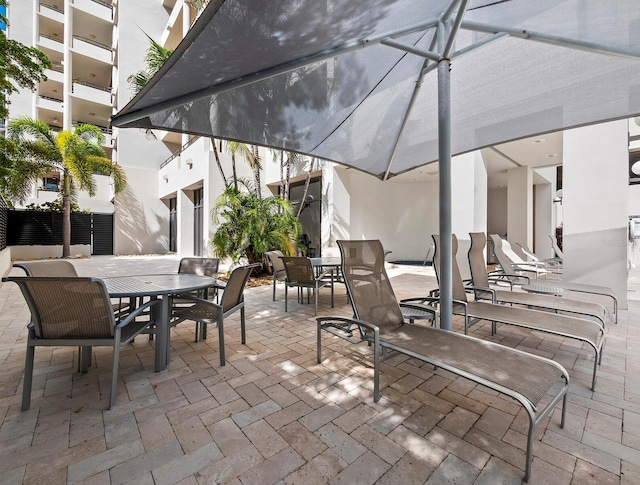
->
[285,285,288,312]
[80,346,92,372]
[241,306,246,344]
[22,343,35,411]
[109,341,121,410]
[272,279,276,301]
[218,315,225,366]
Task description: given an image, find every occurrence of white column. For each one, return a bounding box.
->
[563,120,628,308]
[507,166,533,258]
[63,0,73,130]
[177,189,194,257]
[534,182,555,259]
[452,151,487,279]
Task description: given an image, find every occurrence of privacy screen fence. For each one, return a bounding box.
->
[0,196,7,251]
[8,210,114,255]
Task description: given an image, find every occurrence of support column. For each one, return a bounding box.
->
[507,166,533,258]
[452,151,487,280]
[563,121,628,309]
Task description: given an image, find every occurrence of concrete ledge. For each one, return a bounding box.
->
[10,245,91,260]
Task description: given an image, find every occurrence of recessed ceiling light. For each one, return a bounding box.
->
[89,112,96,116]
[533,138,545,144]
[89,73,96,78]
[52,89,57,93]
[547,153,558,158]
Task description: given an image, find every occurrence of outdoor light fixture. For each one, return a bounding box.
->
[163,175,169,182]
[632,161,640,176]
[186,159,193,169]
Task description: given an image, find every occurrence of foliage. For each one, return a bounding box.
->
[211,179,301,271]
[0,0,51,118]
[25,200,86,213]
[127,33,173,95]
[5,118,126,257]
[186,0,210,12]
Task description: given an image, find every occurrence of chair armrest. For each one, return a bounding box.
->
[467,285,496,303]
[317,315,380,335]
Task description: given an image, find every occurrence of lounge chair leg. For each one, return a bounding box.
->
[317,320,322,363]
[525,410,536,482]
[218,315,225,366]
[561,393,567,429]
[592,353,599,391]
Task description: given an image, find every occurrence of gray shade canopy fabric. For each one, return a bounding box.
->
[111,0,640,329]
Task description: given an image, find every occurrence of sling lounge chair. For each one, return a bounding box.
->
[515,242,562,268]
[470,233,610,327]
[489,234,617,323]
[316,240,568,482]
[550,234,565,260]
[416,234,603,390]
[493,237,562,279]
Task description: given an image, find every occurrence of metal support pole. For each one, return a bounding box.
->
[437,26,453,331]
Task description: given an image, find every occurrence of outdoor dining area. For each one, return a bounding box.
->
[0,244,639,484]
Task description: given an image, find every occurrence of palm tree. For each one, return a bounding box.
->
[127,34,173,95]
[7,118,126,258]
[211,179,301,270]
[226,141,261,195]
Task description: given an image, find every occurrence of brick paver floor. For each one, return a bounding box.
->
[1,254,639,484]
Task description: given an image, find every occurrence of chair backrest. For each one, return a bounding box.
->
[265,250,286,280]
[220,264,256,313]
[280,257,315,285]
[337,240,404,329]
[550,234,564,259]
[431,234,469,302]
[488,234,519,277]
[8,277,115,339]
[468,232,490,288]
[516,243,540,262]
[14,260,78,277]
[178,257,220,278]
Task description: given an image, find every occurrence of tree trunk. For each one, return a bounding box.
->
[253,145,262,198]
[210,137,228,186]
[61,175,72,258]
[284,153,291,201]
[279,151,285,200]
[297,157,316,219]
[232,153,238,191]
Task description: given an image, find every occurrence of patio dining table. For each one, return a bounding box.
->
[103,274,215,372]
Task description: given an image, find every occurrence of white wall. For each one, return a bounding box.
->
[332,169,439,261]
[563,120,628,308]
[507,166,533,258]
[487,188,507,237]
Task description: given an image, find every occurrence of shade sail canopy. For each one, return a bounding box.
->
[112,0,640,180]
[112,0,640,330]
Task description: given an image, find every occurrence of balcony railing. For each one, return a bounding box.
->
[72,79,112,93]
[90,0,113,10]
[40,95,63,103]
[40,3,64,14]
[50,63,64,73]
[160,136,199,168]
[72,35,111,51]
[40,33,63,44]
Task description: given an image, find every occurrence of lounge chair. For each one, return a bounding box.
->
[470,233,610,327]
[4,276,158,410]
[492,237,562,279]
[489,234,617,323]
[418,234,604,390]
[515,242,562,268]
[316,240,568,483]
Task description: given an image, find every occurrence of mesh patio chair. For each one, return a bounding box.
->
[515,242,563,269]
[265,250,287,301]
[14,260,78,277]
[171,264,258,366]
[4,276,159,410]
[316,240,568,482]
[177,257,222,301]
[280,256,334,315]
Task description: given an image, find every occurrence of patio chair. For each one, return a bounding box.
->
[470,233,610,327]
[265,250,287,301]
[171,263,257,366]
[316,239,568,483]
[280,256,334,315]
[417,234,604,390]
[4,276,159,410]
[493,237,562,279]
[489,234,617,322]
[13,260,79,277]
[177,257,222,301]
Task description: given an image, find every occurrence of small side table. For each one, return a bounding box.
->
[521,284,567,296]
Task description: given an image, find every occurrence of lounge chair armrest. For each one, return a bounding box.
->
[401,296,440,306]
[317,315,380,339]
[467,285,496,302]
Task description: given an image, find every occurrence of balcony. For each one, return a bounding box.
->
[39,3,64,22]
[71,80,112,106]
[38,33,64,53]
[37,95,64,112]
[72,35,113,64]
[44,67,64,84]
[73,0,114,22]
